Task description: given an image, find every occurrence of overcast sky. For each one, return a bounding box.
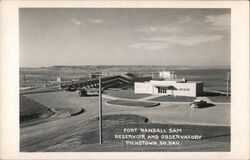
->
[20,8,230,67]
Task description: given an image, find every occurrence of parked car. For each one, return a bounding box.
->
[66,86,77,92]
[190,99,207,108]
[79,88,100,97]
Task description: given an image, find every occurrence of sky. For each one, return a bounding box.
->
[19,8,230,67]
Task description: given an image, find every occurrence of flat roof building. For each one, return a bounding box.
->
[134,78,203,97]
[159,71,176,79]
[57,76,62,82]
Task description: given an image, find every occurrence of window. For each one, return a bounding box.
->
[157,88,171,93]
[158,88,167,93]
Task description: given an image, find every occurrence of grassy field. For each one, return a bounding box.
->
[20,87,60,94]
[20,95,54,123]
[21,114,149,152]
[203,91,231,103]
[106,99,159,107]
[21,114,230,152]
[150,96,196,102]
[208,96,231,103]
[20,94,86,127]
[79,123,230,152]
[31,114,230,152]
[105,89,151,99]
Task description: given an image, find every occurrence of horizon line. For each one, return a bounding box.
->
[20,65,231,68]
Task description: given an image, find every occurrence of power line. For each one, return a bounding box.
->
[226,72,230,97]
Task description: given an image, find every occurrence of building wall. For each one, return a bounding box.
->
[196,82,203,96]
[134,80,203,97]
[134,82,153,94]
[159,71,175,79]
[151,80,197,97]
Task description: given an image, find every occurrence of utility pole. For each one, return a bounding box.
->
[98,77,103,144]
[92,72,103,145]
[226,72,230,97]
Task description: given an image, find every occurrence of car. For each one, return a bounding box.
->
[78,88,100,97]
[190,99,207,108]
[66,86,77,92]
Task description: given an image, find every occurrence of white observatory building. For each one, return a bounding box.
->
[134,71,203,97]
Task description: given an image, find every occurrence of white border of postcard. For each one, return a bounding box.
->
[0,0,249,160]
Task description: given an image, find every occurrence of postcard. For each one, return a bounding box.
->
[0,1,249,159]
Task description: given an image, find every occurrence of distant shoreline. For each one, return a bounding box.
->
[20,65,230,70]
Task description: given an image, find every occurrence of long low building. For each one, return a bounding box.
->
[134,78,203,97]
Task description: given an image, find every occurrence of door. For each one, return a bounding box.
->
[166,89,173,95]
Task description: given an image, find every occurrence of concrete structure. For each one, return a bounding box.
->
[90,72,128,79]
[61,74,133,92]
[159,71,176,79]
[134,79,203,97]
[57,76,62,82]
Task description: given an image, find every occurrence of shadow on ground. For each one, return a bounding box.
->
[197,103,216,108]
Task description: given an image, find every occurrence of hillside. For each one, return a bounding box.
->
[20,95,55,123]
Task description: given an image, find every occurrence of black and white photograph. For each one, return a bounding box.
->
[19,8,231,152]
[0,1,249,159]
